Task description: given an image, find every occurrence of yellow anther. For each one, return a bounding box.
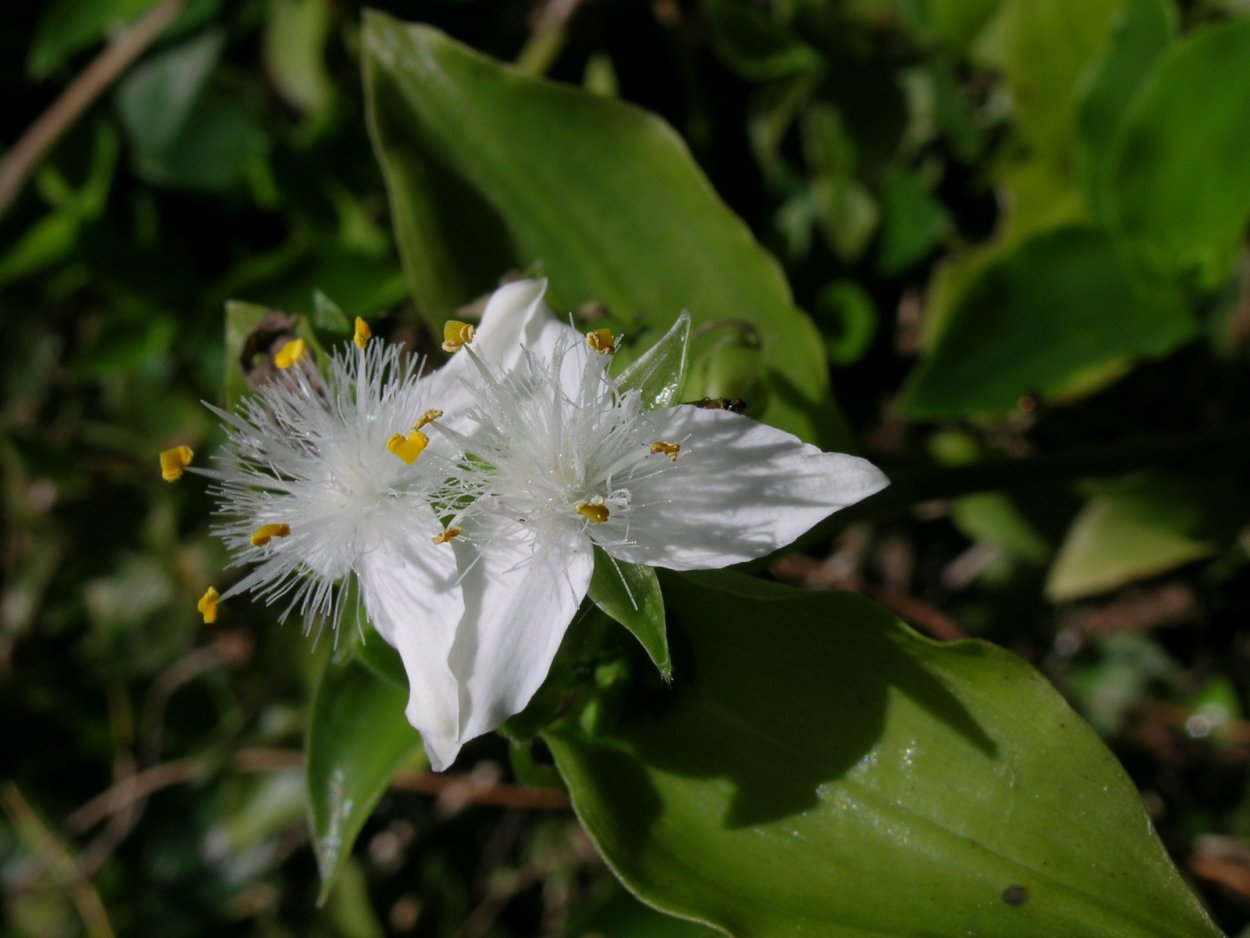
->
[250,523,291,547]
[160,445,194,482]
[586,328,616,355]
[275,338,309,369]
[432,526,463,545]
[442,320,476,352]
[575,498,610,524]
[387,430,429,464]
[415,409,443,431]
[649,441,681,461]
[197,586,220,624]
[354,316,372,349]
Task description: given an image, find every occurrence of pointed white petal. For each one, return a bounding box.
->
[358,527,466,758]
[420,735,462,773]
[610,407,889,570]
[448,526,593,745]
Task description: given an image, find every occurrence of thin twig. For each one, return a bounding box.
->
[66,747,569,835]
[0,0,187,219]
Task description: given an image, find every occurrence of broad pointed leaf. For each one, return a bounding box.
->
[362,13,850,448]
[545,570,1218,938]
[616,310,691,411]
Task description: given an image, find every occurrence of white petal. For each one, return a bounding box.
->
[358,528,466,765]
[447,526,593,746]
[610,407,889,570]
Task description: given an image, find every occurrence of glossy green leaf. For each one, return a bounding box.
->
[545,570,1219,937]
[1106,18,1250,287]
[616,311,691,411]
[587,547,670,681]
[1076,0,1176,215]
[306,656,423,904]
[899,226,1193,418]
[362,13,849,448]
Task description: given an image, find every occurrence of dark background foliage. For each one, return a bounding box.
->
[3,0,1250,934]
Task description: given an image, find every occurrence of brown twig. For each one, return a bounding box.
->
[66,747,569,836]
[0,0,187,219]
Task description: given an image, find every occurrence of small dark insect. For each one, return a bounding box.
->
[684,397,748,413]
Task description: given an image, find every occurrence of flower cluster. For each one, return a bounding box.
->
[169,280,887,770]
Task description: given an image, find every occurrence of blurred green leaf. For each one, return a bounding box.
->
[0,212,80,287]
[899,226,1194,418]
[1077,0,1176,215]
[362,13,850,448]
[28,0,162,78]
[306,657,423,904]
[588,547,670,681]
[1106,17,1250,287]
[546,570,1220,937]
[814,279,877,367]
[115,29,262,191]
[263,0,333,120]
[876,168,950,275]
[979,0,1127,162]
[222,300,269,409]
[1045,475,1245,601]
[703,0,823,81]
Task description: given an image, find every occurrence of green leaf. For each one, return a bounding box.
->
[306,656,423,904]
[1044,475,1240,601]
[262,0,334,120]
[587,547,670,681]
[702,0,823,81]
[898,226,1194,418]
[28,0,162,79]
[1076,0,1176,216]
[362,13,850,448]
[545,570,1220,937]
[223,300,268,409]
[616,311,691,411]
[978,0,1127,163]
[1106,17,1250,287]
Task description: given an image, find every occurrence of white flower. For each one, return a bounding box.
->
[198,282,558,770]
[423,280,889,767]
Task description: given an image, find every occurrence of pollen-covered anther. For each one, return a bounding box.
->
[387,430,429,464]
[442,320,476,352]
[649,441,681,461]
[250,523,291,547]
[160,445,194,481]
[275,338,309,369]
[586,328,617,355]
[432,526,462,545]
[197,586,220,624]
[353,316,372,349]
[415,408,443,431]
[575,497,610,524]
